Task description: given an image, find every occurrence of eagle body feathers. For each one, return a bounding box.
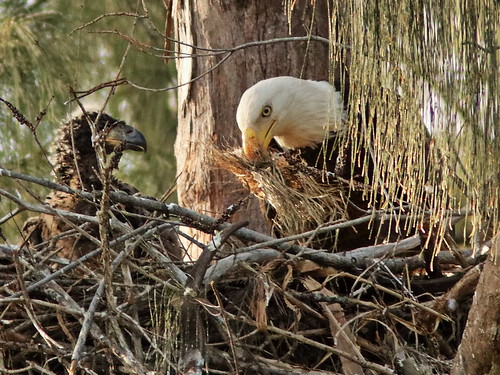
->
[20,112,157,261]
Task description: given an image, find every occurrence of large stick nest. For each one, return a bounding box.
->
[0,221,481,375]
[0,167,486,375]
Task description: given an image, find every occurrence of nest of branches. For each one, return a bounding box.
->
[0,167,486,375]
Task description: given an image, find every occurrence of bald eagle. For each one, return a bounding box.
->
[237,76,346,157]
[21,112,181,262]
[236,76,437,259]
[237,76,365,183]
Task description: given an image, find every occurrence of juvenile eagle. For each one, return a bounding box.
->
[236,76,441,262]
[21,112,180,261]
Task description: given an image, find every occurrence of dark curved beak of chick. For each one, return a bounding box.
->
[106,123,148,152]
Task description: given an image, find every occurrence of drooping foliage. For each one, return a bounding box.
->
[325,0,498,249]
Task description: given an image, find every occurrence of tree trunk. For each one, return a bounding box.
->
[173,1,331,256]
[451,235,500,375]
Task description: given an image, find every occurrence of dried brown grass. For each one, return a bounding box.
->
[213,147,348,241]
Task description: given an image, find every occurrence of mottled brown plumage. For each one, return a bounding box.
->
[20,112,181,262]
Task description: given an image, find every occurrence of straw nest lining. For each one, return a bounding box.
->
[213,147,349,243]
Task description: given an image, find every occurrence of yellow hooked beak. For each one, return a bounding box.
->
[242,121,276,159]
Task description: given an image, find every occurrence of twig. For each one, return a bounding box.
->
[65,78,128,103]
[224,310,395,374]
[13,252,64,350]
[37,270,151,375]
[246,355,344,375]
[127,51,233,92]
[338,273,451,321]
[125,35,346,92]
[139,233,188,286]
[70,12,148,34]
[462,41,500,53]
[70,232,150,375]
[0,97,53,169]
[0,207,25,226]
[204,249,281,285]
[211,285,240,374]
[0,188,103,248]
[2,222,181,300]
[188,221,249,292]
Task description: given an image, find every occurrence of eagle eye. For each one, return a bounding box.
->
[261,105,272,117]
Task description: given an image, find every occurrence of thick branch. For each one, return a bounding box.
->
[1,168,473,275]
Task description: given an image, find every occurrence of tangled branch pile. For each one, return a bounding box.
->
[0,167,487,375]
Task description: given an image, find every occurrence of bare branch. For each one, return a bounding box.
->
[70,12,148,35]
[1,167,474,276]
